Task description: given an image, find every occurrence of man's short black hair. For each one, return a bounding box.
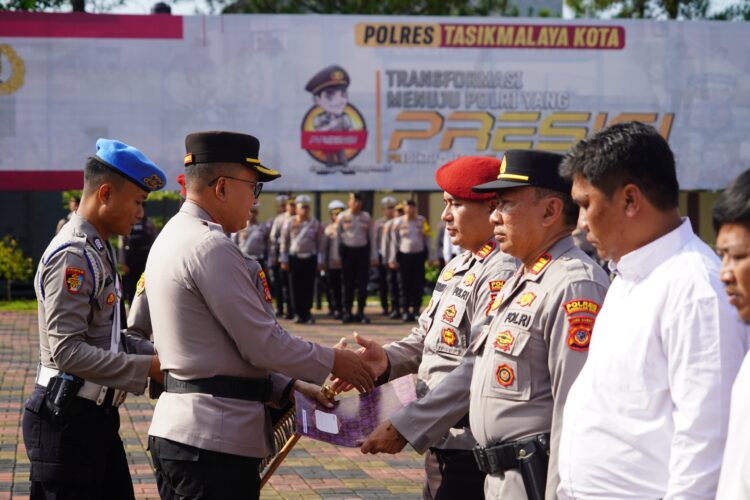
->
[560,121,679,211]
[713,169,750,232]
[349,191,364,202]
[83,156,126,194]
[535,187,579,228]
[405,199,416,207]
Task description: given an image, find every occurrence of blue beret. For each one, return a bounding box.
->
[95,139,166,192]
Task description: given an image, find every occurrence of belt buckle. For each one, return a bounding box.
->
[473,445,489,472]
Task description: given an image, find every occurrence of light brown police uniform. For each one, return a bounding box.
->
[468,236,610,499]
[146,201,335,458]
[35,213,153,392]
[382,241,518,483]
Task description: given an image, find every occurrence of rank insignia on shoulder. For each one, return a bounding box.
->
[93,237,105,252]
[495,364,515,387]
[441,328,458,347]
[442,304,457,323]
[258,270,273,303]
[516,292,537,307]
[441,268,456,282]
[489,280,505,292]
[476,241,497,259]
[567,316,594,351]
[493,330,515,352]
[65,267,85,294]
[530,253,552,275]
[563,299,601,316]
[463,273,476,287]
[106,292,116,305]
[136,273,146,297]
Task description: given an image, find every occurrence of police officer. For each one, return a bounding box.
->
[145,131,373,499]
[269,196,295,319]
[324,200,346,319]
[280,195,325,324]
[382,203,405,319]
[337,191,378,324]
[374,196,397,316]
[389,199,432,322]
[22,139,166,499]
[467,150,610,500]
[118,214,157,304]
[338,157,519,499]
[236,204,269,271]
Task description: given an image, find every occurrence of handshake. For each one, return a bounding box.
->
[330,332,389,394]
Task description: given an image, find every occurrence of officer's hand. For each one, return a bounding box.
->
[331,349,374,393]
[360,420,407,454]
[370,259,379,268]
[148,355,164,384]
[388,262,398,270]
[281,262,289,271]
[352,332,388,379]
[292,380,335,409]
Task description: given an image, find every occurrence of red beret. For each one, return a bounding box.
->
[176,173,186,197]
[435,156,501,201]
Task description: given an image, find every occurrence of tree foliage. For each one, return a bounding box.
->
[0,236,33,301]
[566,0,748,19]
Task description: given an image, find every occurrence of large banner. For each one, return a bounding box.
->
[1,12,749,191]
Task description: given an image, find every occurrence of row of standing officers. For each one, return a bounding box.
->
[237,191,432,325]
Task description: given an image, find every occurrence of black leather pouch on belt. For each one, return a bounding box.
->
[44,372,84,422]
[473,433,550,500]
[163,371,272,402]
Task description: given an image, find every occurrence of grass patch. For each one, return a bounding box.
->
[0,299,37,312]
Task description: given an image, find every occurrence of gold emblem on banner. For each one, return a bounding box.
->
[0,45,25,96]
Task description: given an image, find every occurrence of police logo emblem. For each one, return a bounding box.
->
[517,292,537,307]
[493,330,515,352]
[442,304,457,323]
[143,174,165,190]
[463,274,476,287]
[495,364,515,387]
[106,292,116,305]
[441,328,457,347]
[136,273,146,297]
[441,268,456,282]
[65,267,85,294]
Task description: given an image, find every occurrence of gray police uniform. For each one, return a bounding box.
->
[239,222,270,262]
[374,216,391,314]
[382,217,402,317]
[383,240,518,498]
[324,221,343,316]
[146,201,334,459]
[23,213,153,497]
[269,212,294,316]
[280,216,325,322]
[389,215,431,318]
[336,209,377,318]
[468,236,610,500]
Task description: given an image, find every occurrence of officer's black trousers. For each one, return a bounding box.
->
[423,448,486,500]
[271,263,293,316]
[288,255,317,321]
[326,268,343,314]
[149,436,261,500]
[387,266,401,314]
[22,386,134,500]
[397,251,427,315]
[340,244,370,315]
[378,258,389,313]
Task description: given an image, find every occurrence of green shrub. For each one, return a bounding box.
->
[0,236,34,301]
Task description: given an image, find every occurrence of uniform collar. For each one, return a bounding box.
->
[610,217,693,282]
[520,235,576,283]
[181,200,217,224]
[70,213,108,254]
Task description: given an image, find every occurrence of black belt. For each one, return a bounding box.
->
[473,433,550,474]
[163,371,272,402]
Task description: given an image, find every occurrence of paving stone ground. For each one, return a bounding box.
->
[0,306,426,500]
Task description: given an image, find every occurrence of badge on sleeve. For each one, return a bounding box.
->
[65,267,85,294]
[106,292,116,305]
[258,270,273,303]
[441,328,458,347]
[135,273,146,297]
[489,280,505,292]
[495,364,515,387]
[562,298,601,351]
[485,293,504,316]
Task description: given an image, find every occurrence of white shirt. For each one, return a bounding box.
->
[716,352,750,499]
[558,218,748,500]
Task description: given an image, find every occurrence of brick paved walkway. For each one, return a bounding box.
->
[0,308,425,500]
